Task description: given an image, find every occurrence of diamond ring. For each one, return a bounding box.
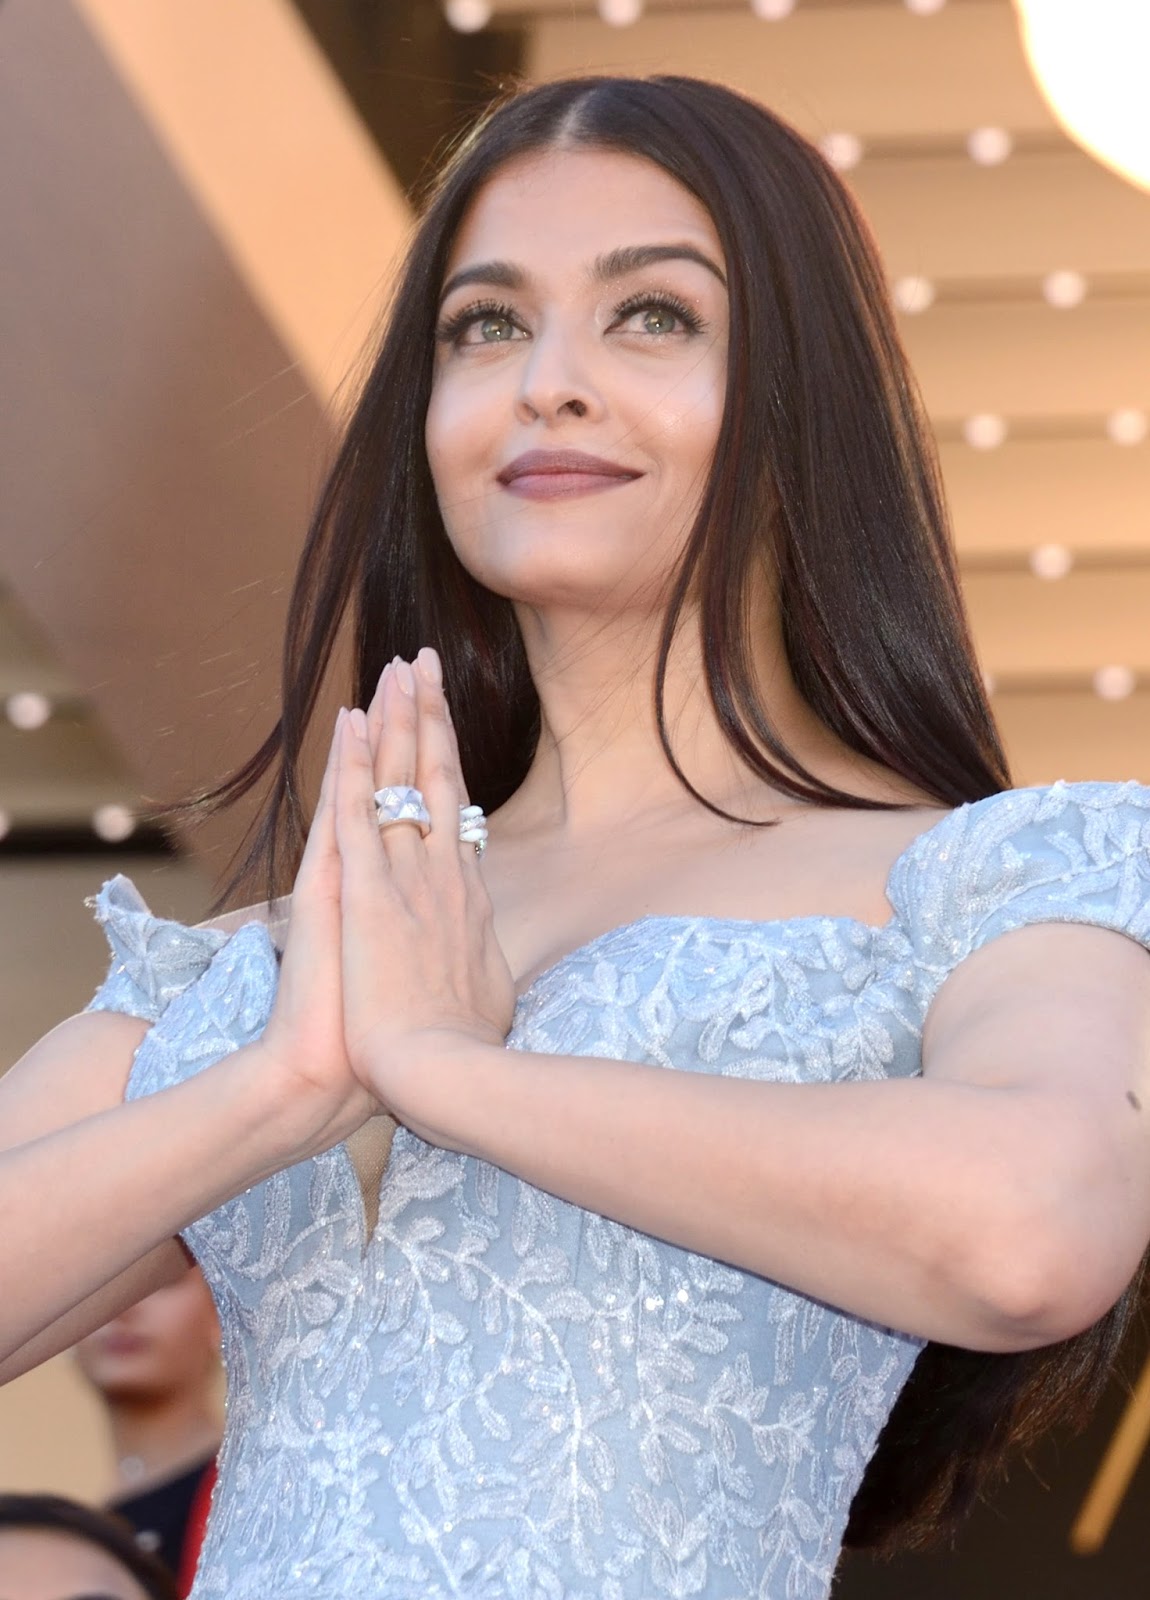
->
[372,789,489,857]
[373,785,431,836]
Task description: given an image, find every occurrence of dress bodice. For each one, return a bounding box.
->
[84,781,1150,1599]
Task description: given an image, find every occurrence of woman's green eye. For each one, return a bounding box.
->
[478,315,516,342]
[638,305,678,335]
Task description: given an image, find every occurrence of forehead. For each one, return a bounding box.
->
[0,1526,145,1598]
[443,146,723,280]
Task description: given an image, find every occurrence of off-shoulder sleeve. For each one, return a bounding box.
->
[83,874,230,1024]
[891,780,1150,998]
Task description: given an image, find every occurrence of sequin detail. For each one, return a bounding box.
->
[83,781,1150,1598]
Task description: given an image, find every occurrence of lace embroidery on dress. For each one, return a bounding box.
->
[80,781,1150,1599]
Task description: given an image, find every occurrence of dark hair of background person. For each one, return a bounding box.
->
[152,75,1148,1554]
[0,1494,179,1600]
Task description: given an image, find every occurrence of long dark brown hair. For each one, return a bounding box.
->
[160,75,1144,1553]
[0,1495,179,1600]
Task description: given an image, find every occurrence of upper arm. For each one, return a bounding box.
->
[922,922,1150,1323]
[0,1011,193,1380]
[923,920,1150,1102]
[0,1009,153,1152]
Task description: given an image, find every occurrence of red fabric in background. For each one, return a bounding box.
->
[177,1458,217,1597]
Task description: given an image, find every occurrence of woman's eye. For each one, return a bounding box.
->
[460,311,522,345]
[615,298,702,337]
[630,304,680,335]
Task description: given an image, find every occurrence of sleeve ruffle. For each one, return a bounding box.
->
[83,874,231,1024]
[890,780,1150,994]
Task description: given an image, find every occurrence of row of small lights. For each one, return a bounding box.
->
[893,268,1117,316]
[0,800,136,844]
[822,125,1019,174]
[958,409,1148,451]
[1,692,137,842]
[984,667,1142,702]
[445,0,952,31]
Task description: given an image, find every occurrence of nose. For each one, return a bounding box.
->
[514,321,604,426]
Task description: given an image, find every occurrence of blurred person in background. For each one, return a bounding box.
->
[1,73,1150,1600]
[0,1493,177,1600]
[72,1272,220,1592]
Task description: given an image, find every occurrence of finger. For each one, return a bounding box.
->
[412,647,466,864]
[374,660,423,869]
[430,651,470,807]
[433,668,483,863]
[365,660,391,757]
[279,706,344,976]
[334,709,395,909]
[294,706,343,890]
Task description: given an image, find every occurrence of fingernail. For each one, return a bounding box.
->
[394,660,415,696]
[416,647,442,686]
[336,706,347,726]
[349,707,369,738]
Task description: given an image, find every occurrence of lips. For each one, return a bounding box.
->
[98,1333,149,1357]
[496,448,643,500]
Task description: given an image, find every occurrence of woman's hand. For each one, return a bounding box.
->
[255,707,383,1151]
[333,649,516,1122]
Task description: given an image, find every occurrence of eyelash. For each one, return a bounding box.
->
[435,290,707,346]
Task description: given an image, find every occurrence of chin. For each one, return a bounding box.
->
[456,535,671,611]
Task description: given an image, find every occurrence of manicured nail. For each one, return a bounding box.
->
[348,707,369,738]
[394,660,415,696]
[336,706,347,726]
[416,647,442,686]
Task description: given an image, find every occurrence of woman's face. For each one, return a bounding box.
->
[73,1270,219,1402]
[425,145,729,617]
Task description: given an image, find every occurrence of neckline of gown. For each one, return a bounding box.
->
[505,792,972,1001]
[193,796,975,1259]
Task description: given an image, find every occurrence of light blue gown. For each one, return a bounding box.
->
[84,781,1150,1599]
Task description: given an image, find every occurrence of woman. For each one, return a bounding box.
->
[0,1494,178,1600]
[74,1270,221,1590]
[2,75,1150,1599]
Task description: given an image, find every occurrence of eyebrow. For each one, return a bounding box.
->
[438,242,727,305]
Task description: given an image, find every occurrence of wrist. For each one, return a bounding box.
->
[228,1041,371,1165]
[377,1030,507,1153]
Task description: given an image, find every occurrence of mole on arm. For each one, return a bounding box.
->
[1126,1090,1142,1113]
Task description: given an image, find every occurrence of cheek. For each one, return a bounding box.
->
[425,373,497,496]
[640,351,726,475]
[423,384,456,498]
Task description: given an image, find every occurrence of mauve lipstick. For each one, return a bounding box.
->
[497,448,643,500]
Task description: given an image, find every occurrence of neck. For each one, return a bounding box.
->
[502,595,852,837]
[105,1389,221,1498]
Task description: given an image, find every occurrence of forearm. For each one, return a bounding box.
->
[0,1043,339,1360]
[400,1042,1114,1352]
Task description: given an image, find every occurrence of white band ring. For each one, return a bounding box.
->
[373,788,488,856]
